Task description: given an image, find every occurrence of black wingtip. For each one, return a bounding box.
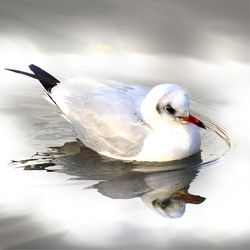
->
[5,68,37,79]
[6,64,60,93]
[5,68,20,72]
[29,64,60,84]
[28,64,60,92]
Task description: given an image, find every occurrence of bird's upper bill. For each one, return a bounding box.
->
[181,114,206,129]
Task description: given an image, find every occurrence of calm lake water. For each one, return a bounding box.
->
[0,0,249,249]
[0,68,249,249]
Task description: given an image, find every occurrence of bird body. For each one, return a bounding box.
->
[6,65,205,162]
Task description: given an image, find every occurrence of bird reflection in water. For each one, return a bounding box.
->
[90,160,205,218]
[12,140,206,218]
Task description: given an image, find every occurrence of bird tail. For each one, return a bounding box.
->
[5,64,60,93]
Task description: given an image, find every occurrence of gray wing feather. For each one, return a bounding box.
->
[51,80,150,158]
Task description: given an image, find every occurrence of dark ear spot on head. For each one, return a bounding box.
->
[152,199,159,206]
[156,104,161,114]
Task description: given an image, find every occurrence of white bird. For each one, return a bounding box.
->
[6,65,205,162]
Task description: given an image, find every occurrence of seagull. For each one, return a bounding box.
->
[6,64,205,162]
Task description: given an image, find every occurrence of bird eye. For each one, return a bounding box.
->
[165,104,176,115]
[160,199,171,207]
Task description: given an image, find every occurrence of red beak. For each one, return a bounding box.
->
[183,114,206,129]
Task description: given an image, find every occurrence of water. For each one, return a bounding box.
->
[0,1,249,249]
[1,75,249,249]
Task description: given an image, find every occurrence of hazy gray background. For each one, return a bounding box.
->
[0,0,249,60]
[1,0,249,90]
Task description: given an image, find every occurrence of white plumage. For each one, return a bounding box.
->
[51,80,202,161]
[6,65,205,162]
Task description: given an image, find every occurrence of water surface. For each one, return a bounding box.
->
[1,77,248,249]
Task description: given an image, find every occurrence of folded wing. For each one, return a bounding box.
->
[51,79,150,158]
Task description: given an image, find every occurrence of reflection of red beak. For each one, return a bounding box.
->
[183,114,206,129]
[174,193,206,204]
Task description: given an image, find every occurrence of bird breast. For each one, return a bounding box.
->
[135,124,201,162]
